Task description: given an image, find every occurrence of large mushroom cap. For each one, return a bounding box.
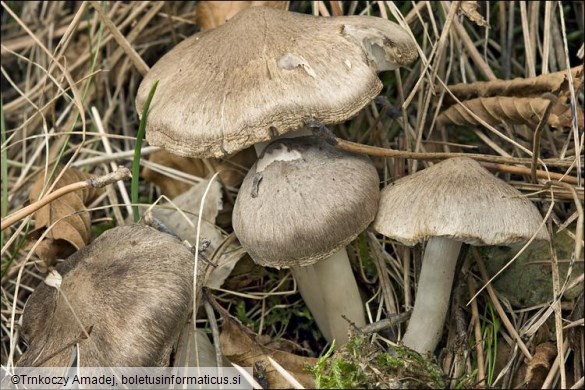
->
[136,6,417,158]
[233,136,380,267]
[373,157,550,246]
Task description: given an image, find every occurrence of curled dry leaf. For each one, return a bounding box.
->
[218,306,317,389]
[437,96,584,130]
[459,1,489,27]
[443,65,584,107]
[524,342,557,388]
[195,1,289,31]
[142,148,255,198]
[28,167,104,266]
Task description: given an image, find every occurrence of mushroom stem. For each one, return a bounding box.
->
[401,236,462,354]
[291,247,365,345]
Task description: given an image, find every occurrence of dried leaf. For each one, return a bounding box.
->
[524,342,557,388]
[142,148,255,198]
[174,324,227,367]
[196,1,289,31]
[29,167,104,265]
[219,311,317,389]
[150,180,245,289]
[459,1,489,27]
[151,179,224,245]
[438,96,584,130]
[444,65,584,107]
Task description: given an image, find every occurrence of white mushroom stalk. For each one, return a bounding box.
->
[400,237,462,354]
[235,136,380,346]
[291,249,364,344]
[373,158,550,355]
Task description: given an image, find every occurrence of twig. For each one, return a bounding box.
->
[479,162,578,184]
[32,326,93,367]
[308,121,575,168]
[531,99,553,183]
[1,166,131,230]
[357,311,412,334]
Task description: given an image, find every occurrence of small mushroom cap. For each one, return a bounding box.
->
[233,136,380,268]
[372,158,550,246]
[18,225,194,367]
[136,6,417,158]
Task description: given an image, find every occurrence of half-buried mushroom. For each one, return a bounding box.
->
[18,224,195,367]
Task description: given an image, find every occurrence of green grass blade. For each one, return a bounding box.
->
[132,80,158,222]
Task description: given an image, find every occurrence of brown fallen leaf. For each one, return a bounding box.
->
[524,342,557,388]
[28,167,104,267]
[443,65,584,107]
[438,96,584,130]
[214,299,317,389]
[196,1,289,31]
[142,148,255,199]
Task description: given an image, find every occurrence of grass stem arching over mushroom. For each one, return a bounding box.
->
[373,158,550,355]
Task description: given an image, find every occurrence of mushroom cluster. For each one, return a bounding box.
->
[136,6,418,346]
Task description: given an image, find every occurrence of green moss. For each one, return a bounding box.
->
[310,335,446,389]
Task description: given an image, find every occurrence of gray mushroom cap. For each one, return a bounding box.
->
[373,157,550,246]
[136,6,418,158]
[233,136,380,268]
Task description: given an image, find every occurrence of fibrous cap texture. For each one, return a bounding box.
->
[373,157,550,247]
[233,136,380,267]
[19,224,194,367]
[136,6,417,158]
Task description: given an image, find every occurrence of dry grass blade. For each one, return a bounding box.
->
[195,1,289,32]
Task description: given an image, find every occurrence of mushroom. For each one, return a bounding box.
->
[233,136,380,345]
[135,6,417,158]
[372,157,550,354]
[135,6,417,346]
[18,224,195,367]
